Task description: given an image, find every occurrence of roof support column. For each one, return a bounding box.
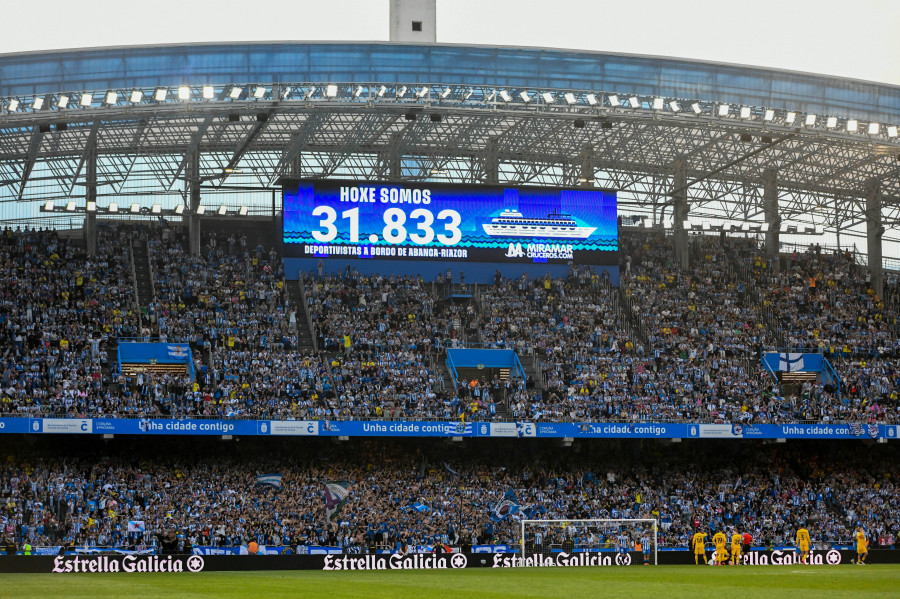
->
[866,180,884,298]
[672,158,689,270]
[188,150,201,257]
[485,137,499,184]
[290,154,302,177]
[84,140,97,257]
[389,133,402,180]
[579,143,593,188]
[763,167,780,270]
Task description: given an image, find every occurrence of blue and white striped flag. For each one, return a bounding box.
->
[255,473,283,487]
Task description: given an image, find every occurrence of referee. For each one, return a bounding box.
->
[742,530,752,556]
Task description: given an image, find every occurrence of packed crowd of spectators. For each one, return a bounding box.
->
[0,225,139,416]
[750,243,900,422]
[0,222,898,424]
[1,439,896,553]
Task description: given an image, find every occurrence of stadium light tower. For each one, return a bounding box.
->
[390,0,436,43]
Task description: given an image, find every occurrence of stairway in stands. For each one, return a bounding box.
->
[725,251,786,348]
[286,278,317,352]
[132,240,155,306]
[516,352,544,391]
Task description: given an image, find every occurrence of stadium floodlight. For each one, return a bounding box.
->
[740,106,751,119]
[847,119,858,132]
[741,222,751,231]
[58,95,69,108]
[440,87,452,99]
[564,92,577,105]
[519,91,532,103]
[416,86,429,98]
[779,223,791,233]
[764,109,774,121]
[888,125,898,138]
[66,201,77,212]
[586,94,598,106]
[151,204,161,214]
[499,90,511,102]
[814,225,824,235]
[108,202,118,213]
[229,86,242,99]
[682,220,692,230]
[86,201,96,212]
[326,84,338,97]
[652,97,664,110]
[105,91,117,105]
[717,104,729,116]
[485,91,496,102]
[130,203,140,213]
[239,206,249,216]
[44,201,55,211]
[691,102,702,114]
[202,85,214,100]
[178,86,190,100]
[353,85,364,98]
[826,116,837,128]
[377,85,387,98]
[33,97,44,110]
[785,112,796,124]
[701,221,711,230]
[7,99,18,111]
[218,205,228,215]
[669,100,680,112]
[174,204,185,215]
[628,96,640,108]
[542,92,555,104]
[608,95,620,107]
[80,93,93,107]
[397,86,407,98]
[253,86,266,99]
[154,88,168,101]
[130,90,143,103]
[196,205,206,215]
[805,114,816,126]
[305,86,316,99]
[643,219,653,228]
[868,122,880,135]
[464,89,474,100]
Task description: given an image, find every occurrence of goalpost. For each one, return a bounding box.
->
[520,519,658,567]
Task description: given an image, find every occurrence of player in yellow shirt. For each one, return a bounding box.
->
[692,531,708,565]
[854,527,868,565]
[712,531,729,565]
[730,530,743,565]
[795,527,811,565]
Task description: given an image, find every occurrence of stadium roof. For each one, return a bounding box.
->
[0,42,898,251]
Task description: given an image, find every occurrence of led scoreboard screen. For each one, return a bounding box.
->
[283,180,617,265]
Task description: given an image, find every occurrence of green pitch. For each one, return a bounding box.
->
[3,565,900,599]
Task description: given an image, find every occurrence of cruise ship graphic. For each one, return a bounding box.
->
[482,209,597,239]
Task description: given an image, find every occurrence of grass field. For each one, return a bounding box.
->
[3,565,900,599]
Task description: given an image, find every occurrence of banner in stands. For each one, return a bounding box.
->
[0,418,894,440]
[1,549,898,574]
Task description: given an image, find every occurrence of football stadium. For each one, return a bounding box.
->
[1,0,900,596]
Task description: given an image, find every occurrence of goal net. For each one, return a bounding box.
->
[520,519,658,567]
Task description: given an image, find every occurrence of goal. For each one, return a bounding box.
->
[520,519,658,567]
